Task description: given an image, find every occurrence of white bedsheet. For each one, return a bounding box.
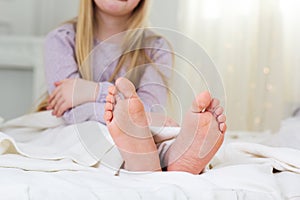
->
[0,112,300,199]
[0,162,284,199]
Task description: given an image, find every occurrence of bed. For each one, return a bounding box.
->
[1,37,300,200]
[1,110,300,200]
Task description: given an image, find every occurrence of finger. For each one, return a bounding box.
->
[54,81,62,87]
[49,93,64,113]
[46,103,52,110]
[47,97,57,110]
[51,110,56,116]
[48,93,62,110]
[56,103,68,117]
[47,96,56,110]
[53,98,65,114]
[48,87,61,104]
[53,100,65,117]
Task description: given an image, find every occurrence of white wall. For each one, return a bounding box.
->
[0,0,80,36]
[0,0,80,120]
[34,0,80,36]
[149,0,179,30]
[0,37,44,120]
[0,69,33,119]
[0,0,36,35]
[0,0,178,36]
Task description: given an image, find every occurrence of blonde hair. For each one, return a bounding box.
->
[77,0,155,83]
[36,0,171,111]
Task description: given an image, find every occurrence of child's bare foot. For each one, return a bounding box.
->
[165,91,226,174]
[104,77,161,172]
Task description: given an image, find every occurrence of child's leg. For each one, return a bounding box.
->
[163,92,226,174]
[104,77,161,172]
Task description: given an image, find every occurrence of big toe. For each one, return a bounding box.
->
[191,91,212,113]
[115,77,137,99]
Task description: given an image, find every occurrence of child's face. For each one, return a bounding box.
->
[94,0,141,17]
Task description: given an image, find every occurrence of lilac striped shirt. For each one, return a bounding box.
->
[44,24,172,124]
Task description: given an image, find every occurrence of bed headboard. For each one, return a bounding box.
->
[0,36,45,120]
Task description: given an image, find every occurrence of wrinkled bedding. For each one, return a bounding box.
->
[0,112,299,200]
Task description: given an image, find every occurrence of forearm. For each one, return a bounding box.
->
[49,79,113,104]
[71,79,100,105]
[47,79,114,117]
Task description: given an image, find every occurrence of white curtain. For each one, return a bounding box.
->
[177,0,300,131]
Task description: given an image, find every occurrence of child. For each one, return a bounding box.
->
[43,0,226,174]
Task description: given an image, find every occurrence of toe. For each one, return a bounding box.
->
[115,77,137,99]
[214,106,224,117]
[191,91,212,113]
[219,123,227,133]
[105,102,114,111]
[104,111,113,123]
[217,114,226,123]
[106,94,115,104]
[108,86,117,95]
[207,98,220,112]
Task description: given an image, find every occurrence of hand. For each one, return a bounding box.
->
[47,78,99,117]
[147,112,179,127]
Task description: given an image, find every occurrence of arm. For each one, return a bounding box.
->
[44,24,112,124]
[47,78,112,118]
[47,79,98,116]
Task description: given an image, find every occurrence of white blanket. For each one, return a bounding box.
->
[0,111,126,172]
[213,142,300,173]
[0,112,300,199]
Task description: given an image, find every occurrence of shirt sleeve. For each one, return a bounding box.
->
[137,37,173,112]
[62,102,106,125]
[44,24,112,124]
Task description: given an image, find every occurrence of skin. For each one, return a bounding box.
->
[104,77,227,174]
[165,92,226,174]
[94,0,141,40]
[47,0,179,126]
[105,77,161,171]
[47,0,227,173]
[48,0,141,116]
[47,79,98,117]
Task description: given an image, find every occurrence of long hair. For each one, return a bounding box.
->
[76,0,152,82]
[36,0,172,111]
